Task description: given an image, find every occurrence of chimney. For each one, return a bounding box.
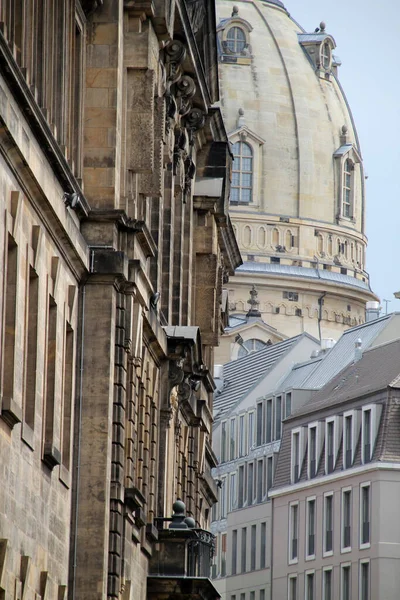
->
[321,338,336,353]
[365,301,381,322]
[354,338,363,362]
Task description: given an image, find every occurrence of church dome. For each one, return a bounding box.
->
[215,0,378,345]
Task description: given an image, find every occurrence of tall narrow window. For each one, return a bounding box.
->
[238,465,245,508]
[248,411,254,451]
[323,568,333,600]
[326,420,334,473]
[24,267,39,431]
[220,477,227,518]
[257,459,263,503]
[61,323,74,470]
[275,396,282,440]
[341,564,351,600]
[266,399,272,443]
[241,527,247,572]
[229,473,236,511]
[230,418,236,460]
[344,415,353,469]
[256,402,263,446]
[360,484,370,546]
[69,18,84,177]
[260,522,266,569]
[306,498,316,558]
[232,530,237,575]
[251,524,257,570]
[247,462,254,505]
[266,456,273,497]
[221,533,227,576]
[2,236,18,417]
[285,392,292,418]
[231,141,253,203]
[308,426,317,478]
[292,430,300,483]
[324,493,333,554]
[342,488,352,550]
[362,410,371,463]
[305,572,315,600]
[221,422,227,462]
[43,296,59,468]
[289,503,299,562]
[239,414,245,457]
[342,159,352,218]
[288,576,297,600]
[360,561,369,600]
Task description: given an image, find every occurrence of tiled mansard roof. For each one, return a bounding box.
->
[273,338,400,489]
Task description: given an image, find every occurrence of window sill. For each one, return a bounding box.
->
[288,558,298,566]
[360,542,371,550]
[323,550,333,558]
[341,546,352,554]
[305,554,316,562]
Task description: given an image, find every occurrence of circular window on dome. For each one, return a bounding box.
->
[320,41,331,69]
[226,26,246,54]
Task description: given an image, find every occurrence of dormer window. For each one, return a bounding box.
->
[231,141,253,203]
[321,41,331,69]
[226,26,246,54]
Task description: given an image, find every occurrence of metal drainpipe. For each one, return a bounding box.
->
[71,281,86,600]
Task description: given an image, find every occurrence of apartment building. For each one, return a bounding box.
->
[271,338,400,600]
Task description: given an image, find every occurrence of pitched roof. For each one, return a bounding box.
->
[300,313,397,390]
[291,338,400,420]
[275,356,322,393]
[213,334,306,422]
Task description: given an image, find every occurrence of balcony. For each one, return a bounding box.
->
[148,501,220,600]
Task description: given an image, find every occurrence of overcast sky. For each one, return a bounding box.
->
[289,0,400,314]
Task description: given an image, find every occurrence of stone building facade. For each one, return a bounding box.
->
[0,1,240,600]
[214,0,378,355]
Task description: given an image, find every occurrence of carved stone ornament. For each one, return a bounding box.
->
[165,40,187,86]
[184,107,206,131]
[169,359,185,388]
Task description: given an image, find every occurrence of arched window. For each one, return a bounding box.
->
[342,159,352,217]
[231,141,253,203]
[237,338,267,358]
[226,27,246,54]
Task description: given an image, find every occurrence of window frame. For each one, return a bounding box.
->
[322,566,333,600]
[288,501,299,565]
[291,427,304,484]
[323,491,334,557]
[305,570,315,600]
[230,140,254,204]
[341,562,351,600]
[305,496,316,560]
[341,486,352,553]
[288,574,298,600]
[359,559,370,600]
[325,416,339,474]
[307,421,322,479]
[225,25,247,54]
[359,482,371,549]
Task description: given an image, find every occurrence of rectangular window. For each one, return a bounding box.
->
[221,533,227,576]
[260,591,265,600]
[247,462,254,505]
[288,576,297,600]
[248,412,254,451]
[360,484,370,547]
[257,459,263,503]
[275,396,282,439]
[238,465,245,509]
[344,415,353,469]
[240,595,245,600]
[241,527,247,572]
[220,477,227,518]
[3,235,18,414]
[251,524,256,570]
[323,568,333,600]
[266,456,273,497]
[43,296,58,465]
[341,564,351,600]
[342,488,352,550]
[229,473,237,511]
[266,399,272,443]
[239,414,245,457]
[308,426,317,478]
[230,417,236,460]
[289,503,299,562]
[292,430,300,483]
[260,522,266,568]
[24,267,39,431]
[306,498,316,558]
[285,392,292,418]
[360,561,369,600]
[362,409,371,463]
[324,493,333,554]
[326,420,334,474]
[305,572,315,600]
[61,323,74,469]
[256,402,263,446]
[221,422,227,462]
[232,530,237,575]
[250,593,255,600]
